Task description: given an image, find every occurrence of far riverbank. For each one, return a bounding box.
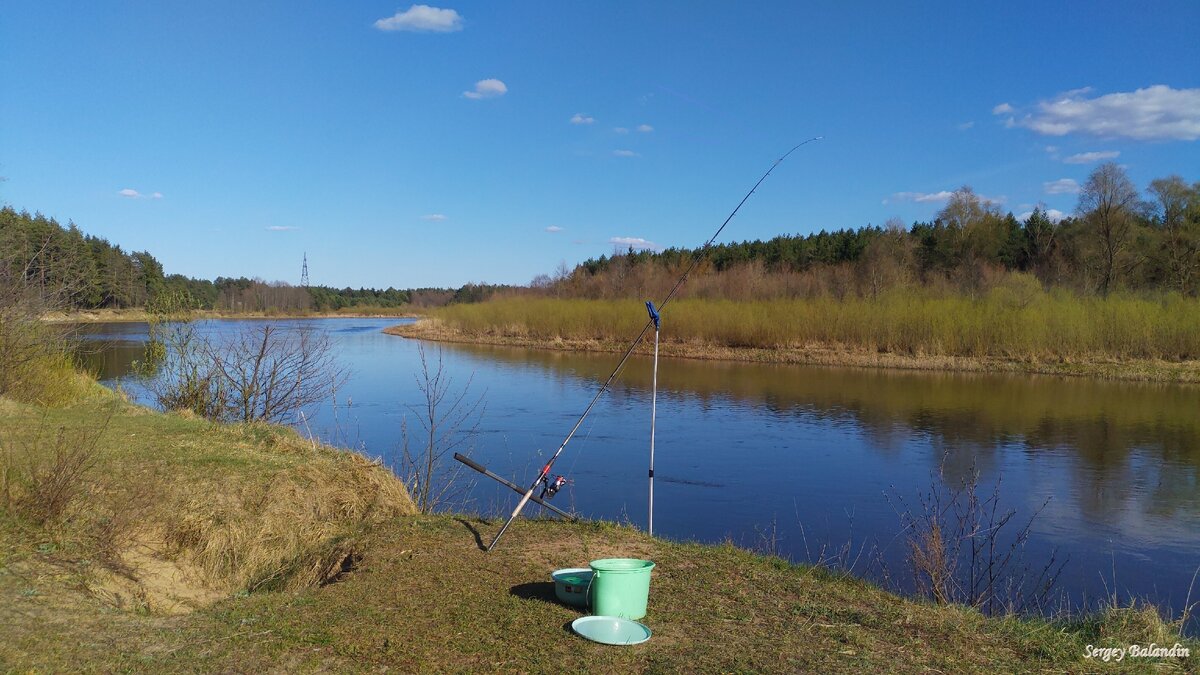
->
[386,317,1200,384]
[44,307,418,323]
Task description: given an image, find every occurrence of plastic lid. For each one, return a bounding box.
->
[571,616,651,645]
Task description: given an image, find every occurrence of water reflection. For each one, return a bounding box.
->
[444,342,1200,528]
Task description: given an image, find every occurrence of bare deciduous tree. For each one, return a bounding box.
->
[0,236,74,400]
[400,345,483,514]
[1149,176,1200,294]
[859,217,915,297]
[139,316,347,425]
[211,325,347,424]
[1078,163,1144,295]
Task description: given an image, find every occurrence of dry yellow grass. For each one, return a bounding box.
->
[1,390,415,614]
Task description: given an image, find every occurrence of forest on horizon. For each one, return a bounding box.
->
[2,162,1197,313]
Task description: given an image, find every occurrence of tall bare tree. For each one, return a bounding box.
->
[1077,163,1143,295]
[935,186,1006,286]
[1148,175,1200,294]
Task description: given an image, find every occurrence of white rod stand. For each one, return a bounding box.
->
[649,325,659,535]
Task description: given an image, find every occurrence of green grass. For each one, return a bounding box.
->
[4,512,1197,672]
[431,284,1200,362]
[2,391,1197,672]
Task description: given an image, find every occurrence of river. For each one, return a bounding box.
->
[76,317,1200,624]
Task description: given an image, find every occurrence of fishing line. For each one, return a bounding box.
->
[487,137,823,551]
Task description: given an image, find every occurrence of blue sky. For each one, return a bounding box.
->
[2,2,1197,288]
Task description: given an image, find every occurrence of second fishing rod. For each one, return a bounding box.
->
[486,137,823,552]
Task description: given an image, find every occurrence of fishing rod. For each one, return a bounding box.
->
[485,137,823,552]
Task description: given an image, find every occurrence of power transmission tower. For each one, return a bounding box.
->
[301,252,310,288]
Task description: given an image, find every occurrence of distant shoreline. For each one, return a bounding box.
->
[44,309,420,323]
[384,318,1200,384]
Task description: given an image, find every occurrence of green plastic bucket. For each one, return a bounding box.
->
[589,558,655,620]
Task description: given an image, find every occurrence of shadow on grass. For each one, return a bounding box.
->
[454,517,487,552]
[510,582,559,605]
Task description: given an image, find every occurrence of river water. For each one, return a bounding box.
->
[76,317,1200,623]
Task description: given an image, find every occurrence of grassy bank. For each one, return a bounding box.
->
[407,290,1200,382]
[0,383,414,613]
[1,387,1197,671]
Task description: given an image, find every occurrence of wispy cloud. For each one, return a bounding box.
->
[613,149,639,157]
[889,190,955,204]
[992,103,1014,115]
[636,124,654,133]
[610,236,658,250]
[118,188,163,199]
[545,225,563,233]
[462,78,507,100]
[1043,178,1080,194]
[1063,150,1120,164]
[570,113,595,125]
[957,121,975,130]
[374,5,463,32]
[886,190,1004,206]
[1003,85,1200,141]
[613,127,629,134]
[265,225,298,232]
[1017,209,1067,223]
[421,214,448,221]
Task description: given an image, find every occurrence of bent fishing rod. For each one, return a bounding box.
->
[486,137,823,552]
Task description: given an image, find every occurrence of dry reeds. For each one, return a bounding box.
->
[432,278,1200,362]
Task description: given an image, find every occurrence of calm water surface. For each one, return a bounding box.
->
[77,318,1200,622]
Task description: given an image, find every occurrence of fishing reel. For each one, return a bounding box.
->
[539,474,569,500]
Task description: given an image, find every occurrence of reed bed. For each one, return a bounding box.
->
[431,288,1200,361]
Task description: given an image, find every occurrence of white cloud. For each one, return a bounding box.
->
[421,213,448,221]
[118,187,163,199]
[374,5,463,32]
[1063,150,1120,164]
[570,113,595,125]
[613,149,639,157]
[462,78,507,99]
[610,236,659,250]
[992,103,1014,115]
[266,225,298,232]
[1043,178,1080,195]
[957,121,975,130]
[545,225,563,233]
[636,124,654,132]
[1011,85,1200,140]
[887,190,1004,205]
[613,127,629,134]
[1017,209,1067,223]
[890,190,955,203]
